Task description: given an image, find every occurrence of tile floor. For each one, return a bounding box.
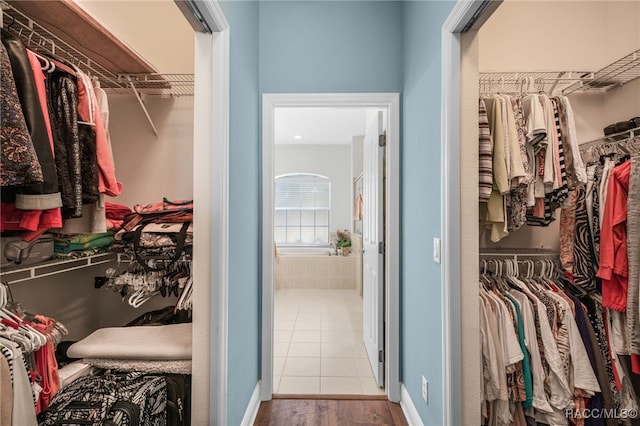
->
[273,289,385,395]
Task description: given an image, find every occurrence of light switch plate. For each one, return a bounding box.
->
[433,238,441,264]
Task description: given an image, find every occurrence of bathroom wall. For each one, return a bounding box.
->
[275,144,352,231]
[352,135,364,179]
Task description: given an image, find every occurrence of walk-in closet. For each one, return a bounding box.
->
[465,1,640,424]
[0,1,219,423]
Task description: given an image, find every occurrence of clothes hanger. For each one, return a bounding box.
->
[0,283,7,308]
[520,259,542,291]
[176,276,193,311]
[5,11,15,31]
[32,50,53,72]
[492,260,512,293]
[128,288,159,308]
[1,298,48,351]
[526,259,534,279]
[37,51,76,76]
[538,259,557,289]
[504,259,523,292]
[479,260,492,289]
[0,311,43,353]
[0,327,32,352]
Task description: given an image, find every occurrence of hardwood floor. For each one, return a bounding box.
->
[254,396,408,426]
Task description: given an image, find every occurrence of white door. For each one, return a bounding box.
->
[362,110,384,387]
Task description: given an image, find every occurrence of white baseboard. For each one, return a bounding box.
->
[241,383,261,426]
[400,384,424,426]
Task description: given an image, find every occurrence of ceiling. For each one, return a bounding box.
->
[275,108,373,145]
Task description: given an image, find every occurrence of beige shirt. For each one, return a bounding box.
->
[0,352,12,426]
[501,95,527,186]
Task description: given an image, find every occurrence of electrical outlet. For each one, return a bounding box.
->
[421,376,428,403]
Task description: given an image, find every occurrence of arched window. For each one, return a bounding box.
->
[275,173,331,245]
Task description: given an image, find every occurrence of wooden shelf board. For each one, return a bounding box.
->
[8,0,158,75]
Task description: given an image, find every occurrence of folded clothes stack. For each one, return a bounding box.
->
[67,323,192,374]
[54,232,114,259]
[105,202,132,231]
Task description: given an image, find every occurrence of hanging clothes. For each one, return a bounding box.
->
[626,156,640,353]
[353,193,364,221]
[0,41,43,188]
[0,281,68,420]
[597,159,631,312]
[0,46,66,234]
[48,69,83,218]
[1,30,59,207]
[479,99,494,203]
[572,185,598,294]
[478,261,603,426]
[479,91,585,242]
[560,134,640,423]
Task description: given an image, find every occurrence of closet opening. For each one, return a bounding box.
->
[443,0,640,424]
[0,0,229,424]
[261,93,401,402]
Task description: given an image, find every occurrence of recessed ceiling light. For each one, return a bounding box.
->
[294,135,302,139]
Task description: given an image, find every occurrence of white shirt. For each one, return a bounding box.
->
[0,338,37,426]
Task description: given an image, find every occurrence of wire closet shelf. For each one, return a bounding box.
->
[1,2,194,97]
[479,71,591,96]
[480,49,640,96]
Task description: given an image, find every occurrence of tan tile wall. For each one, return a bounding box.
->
[274,254,357,289]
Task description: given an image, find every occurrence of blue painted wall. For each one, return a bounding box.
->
[219,2,261,425]
[220,1,458,423]
[402,1,455,424]
[259,1,403,93]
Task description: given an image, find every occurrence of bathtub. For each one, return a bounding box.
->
[274,245,359,289]
[276,246,334,256]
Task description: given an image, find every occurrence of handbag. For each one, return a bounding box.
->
[117,198,193,271]
[131,222,192,271]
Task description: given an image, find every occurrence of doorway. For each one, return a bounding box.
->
[440,2,501,425]
[272,107,383,395]
[261,93,401,402]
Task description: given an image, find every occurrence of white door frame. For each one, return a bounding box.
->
[440,1,500,425]
[189,1,229,425]
[261,93,401,402]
